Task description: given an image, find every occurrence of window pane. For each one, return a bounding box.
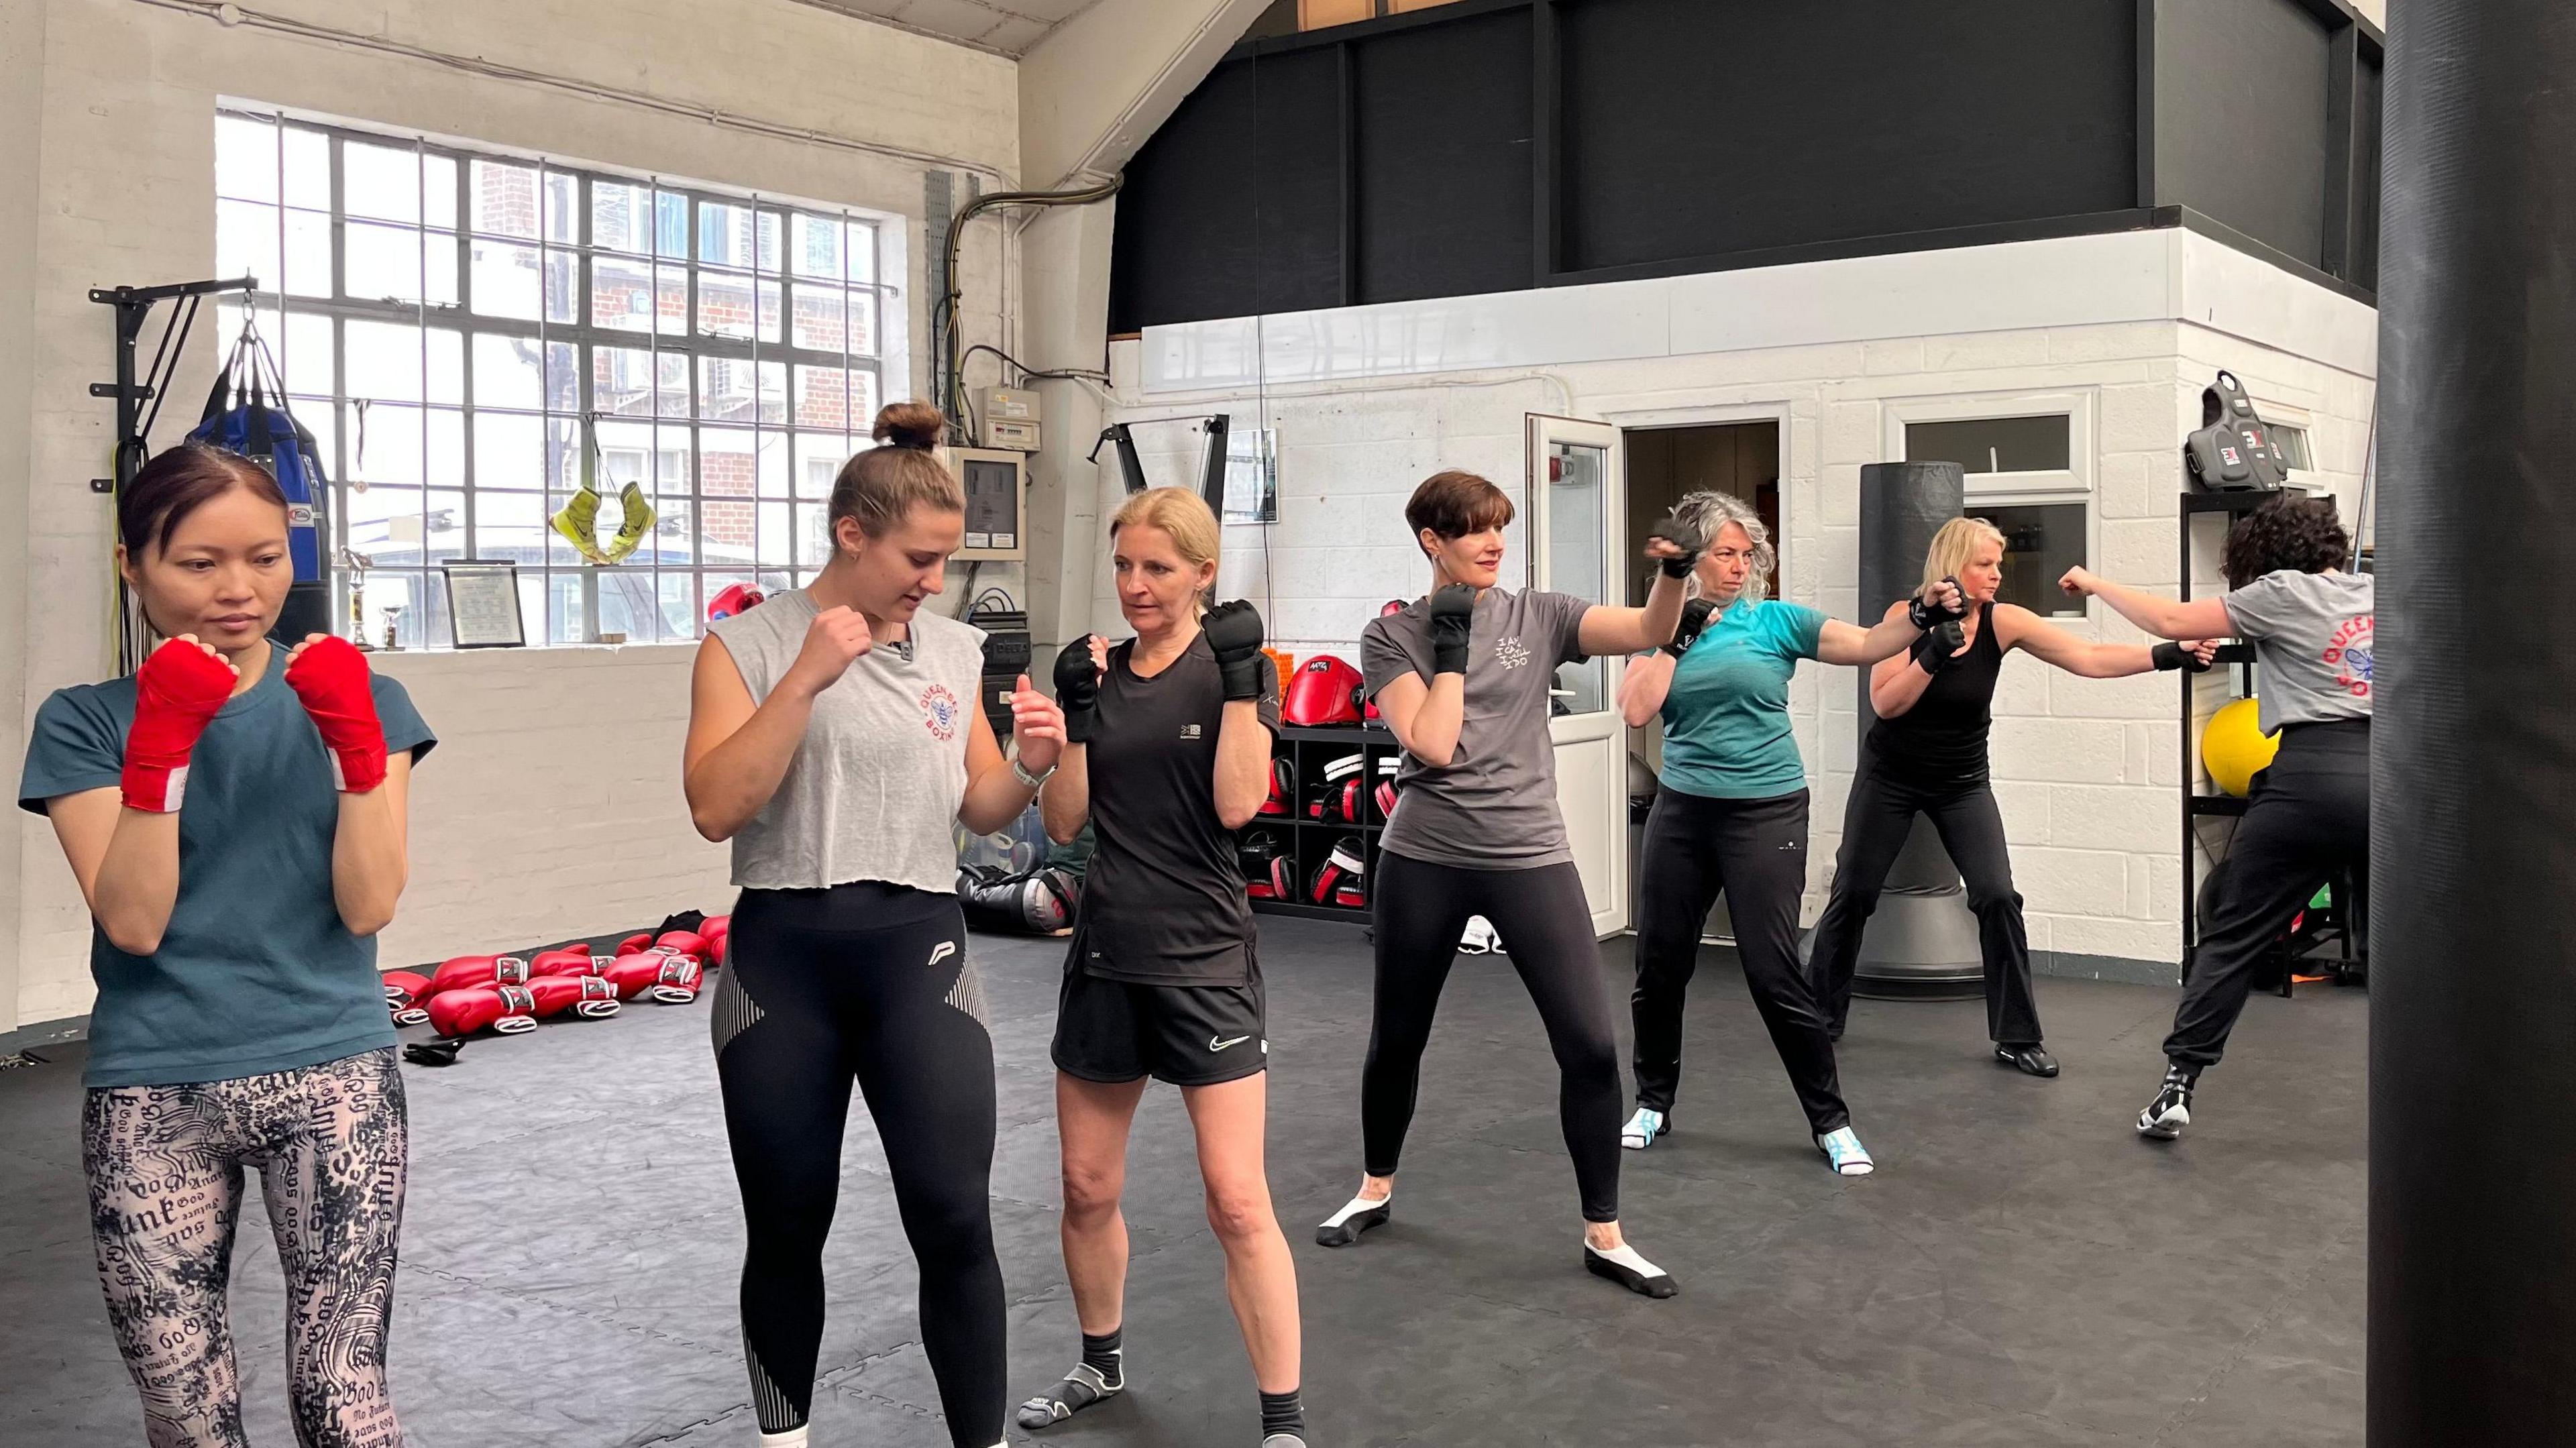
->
[659,572,700,641]
[794,503,832,567]
[592,179,651,253]
[474,412,545,491]
[700,427,756,506]
[542,170,578,244]
[217,200,279,293]
[345,403,426,486]
[425,155,459,231]
[284,209,331,298]
[1906,415,2072,475]
[655,190,690,259]
[848,289,878,356]
[545,342,579,412]
[473,336,543,410]
[851,368,878,421]
[655,497,698,565]
[698,270,780,343]
[276,309,335,398]
[2271,424,2314,469]
[790,284,844,352]
[592,254,655,332]
[794,366,848,429]
[283,127,328,210]
[424,487,468,561]
[216,115,279,203]
[547,571,585,644]
[470,240,541,319]
[593,347,684,419]
[757,211,784,274]
[346,223,458,307]
[696,356,784,425]
[1544,438,1610,715]
[655,265,688,337]
[544,416,582,495]
[795,435,847,500]
[344,482,425,562]
[758,501,793,567]
[427,330,464,406]
[702,506,756,568]
[1973,503,2088,616]
[845,221,876,284]
[600,567,658,642]
[470,159,540,239]
[700,200,755,266]
[543,251,578,325]
[346,321,423,401]
[345,142,421,225]
[792,213,841,278]
[470,490,547,563]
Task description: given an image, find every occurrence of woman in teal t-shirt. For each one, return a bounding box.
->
[1615,490,1958,1176]
[17,442,432,1448]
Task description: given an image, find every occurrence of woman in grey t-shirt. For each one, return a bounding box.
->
[683,402,1067,1448]
[1316,468,1698,1300]
[2060,492,2371,1143]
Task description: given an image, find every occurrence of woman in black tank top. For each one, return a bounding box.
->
[1807,519,2215,1076]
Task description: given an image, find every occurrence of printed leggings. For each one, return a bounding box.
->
[1362,852,1625,1223]
[716,881,1004,1447]
[82,1047,409,1448]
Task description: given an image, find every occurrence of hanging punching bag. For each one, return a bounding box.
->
[2372,1,2576,1441]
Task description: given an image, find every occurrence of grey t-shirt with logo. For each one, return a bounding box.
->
[2222,569,2374,733]
[1360,587,1592,870]
[709,588,988,895]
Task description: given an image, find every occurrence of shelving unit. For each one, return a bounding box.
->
[1244,722,1395,922]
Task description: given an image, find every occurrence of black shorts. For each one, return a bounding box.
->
[1052,950,1268,1088]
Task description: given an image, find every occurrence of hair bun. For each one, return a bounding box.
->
[872,400,947,451]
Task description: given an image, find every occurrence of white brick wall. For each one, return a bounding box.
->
[3,0,1019,1030]
[1098,284,2376,970]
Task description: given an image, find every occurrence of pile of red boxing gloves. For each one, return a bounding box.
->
[382,913,729,1065]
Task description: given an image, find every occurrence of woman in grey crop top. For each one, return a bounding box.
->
[680,402,1065,1448]
[2060,491,2371,1146]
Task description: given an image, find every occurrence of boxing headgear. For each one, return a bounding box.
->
[1284,656,1364,726]
[708,583,767,622]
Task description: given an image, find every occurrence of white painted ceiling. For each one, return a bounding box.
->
[789,0,1106,58]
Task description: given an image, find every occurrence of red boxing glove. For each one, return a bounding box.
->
[381,969,431,1007]
[605,951,703,1003]
[700,915,731,966]
[529,946,603,977]
[616,932,655,957]
[527,974,621,1020]
[425,954,533,999]
[656,930,708,960]
[282,635,388,794]
[121,638,237,812]
[425,984,539,1038]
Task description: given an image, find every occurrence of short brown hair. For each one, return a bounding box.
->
[120,441,287,558]
[830,400,963,538]
[1403,469,1515,556]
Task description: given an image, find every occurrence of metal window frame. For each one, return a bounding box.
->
[213,107,896,649]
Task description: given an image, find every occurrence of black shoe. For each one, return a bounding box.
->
[1994,1043,2059,1078]
[2136,1064,2197,1140]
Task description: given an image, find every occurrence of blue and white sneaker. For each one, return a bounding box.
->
[1621,1107,1668,1150]
[1816,1126,1875,1176]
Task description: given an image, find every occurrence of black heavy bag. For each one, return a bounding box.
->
[2373,1,2576,1441]
[191,326,332,643]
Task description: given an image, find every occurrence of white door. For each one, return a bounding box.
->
[1527,414,1629,938]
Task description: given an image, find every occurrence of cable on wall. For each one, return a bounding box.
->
[936,177,1123,441]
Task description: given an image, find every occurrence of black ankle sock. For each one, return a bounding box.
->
[1259,1387,1305,1440]
[1083,1327,1124,1384]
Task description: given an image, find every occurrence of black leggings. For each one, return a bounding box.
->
[1631,787,1849,1134]
[1362,852,1625,1223]
[2169,720,2370,1068]
[716,883,1003,1447]
[1807,762,2042,1046]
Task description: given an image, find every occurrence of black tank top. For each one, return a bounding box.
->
[1864,603,2002,782]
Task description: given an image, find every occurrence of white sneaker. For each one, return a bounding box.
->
[1460,915,1499,954]
[1816,1126,1875,1176]
[1621,1106,1668,1150]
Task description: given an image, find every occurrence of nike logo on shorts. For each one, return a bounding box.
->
[1209,1034,1251,1052]
[928,941,957,967]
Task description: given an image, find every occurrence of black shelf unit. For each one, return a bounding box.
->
[1245,722,1394,923]
[2179,489,2271,982]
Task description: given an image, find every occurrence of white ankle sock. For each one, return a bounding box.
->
[757,1428,808,1447]
[1585,1241,1667,1279]
[1320,1190,1389,1228]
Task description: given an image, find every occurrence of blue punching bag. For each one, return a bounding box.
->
[191,329,333,643]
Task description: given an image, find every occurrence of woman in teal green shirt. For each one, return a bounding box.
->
[1616,490,1958,1176]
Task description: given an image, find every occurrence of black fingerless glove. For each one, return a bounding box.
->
[1913,618,1964,674]
[2151,641,2212,674]
[1203,600,1271,702]
[1662,597,1719,659]
[1428,583,1476,675]
[1053,638,1101,744]
[1907,575,1968,630]
[1647,508,1707,579]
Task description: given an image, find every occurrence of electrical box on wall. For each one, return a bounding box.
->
[981,388,1039,422]
[986,418,1040,451]
[952,448,1027,560]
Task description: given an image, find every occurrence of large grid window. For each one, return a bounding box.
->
[213,109,899,648]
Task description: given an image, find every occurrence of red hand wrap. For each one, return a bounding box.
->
[121,640,236,812]
[282,636,388,793]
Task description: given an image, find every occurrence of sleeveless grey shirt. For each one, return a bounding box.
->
[707,588,987,894]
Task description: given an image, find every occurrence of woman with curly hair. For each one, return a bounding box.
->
[2058,491,2371,1142]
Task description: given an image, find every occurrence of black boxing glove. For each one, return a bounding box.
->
[1913,618,1965,675]
[2151,641,2212,674]
[1662,598,1719,659]
[1646,509,1707,580]
[1907,575,1968,630]
[1428,583,1476,676]
[1053,638,1102,744]
[1203,600,1271,702]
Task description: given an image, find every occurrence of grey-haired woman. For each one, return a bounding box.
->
[1614,491,1961,1175]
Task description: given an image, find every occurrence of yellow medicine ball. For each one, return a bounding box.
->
[2200,698,2279,797]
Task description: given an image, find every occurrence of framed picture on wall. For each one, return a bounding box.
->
[440,559,527,649]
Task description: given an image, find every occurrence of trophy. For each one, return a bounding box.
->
[342,549,375,649]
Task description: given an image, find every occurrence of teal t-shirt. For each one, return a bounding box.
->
[1658,598,1826,800]
[18,658,435,1088]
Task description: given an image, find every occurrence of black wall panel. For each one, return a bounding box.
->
[2158,0,2332,266]
[1558,0,2137,274]
[1252,46,1348,315]
[1351,9,1534,304]
[2351,52,2382,292]
[1111,62,1258,333]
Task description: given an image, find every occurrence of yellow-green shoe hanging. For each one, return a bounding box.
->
[602,482,655,566]
[550,483,609,565]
